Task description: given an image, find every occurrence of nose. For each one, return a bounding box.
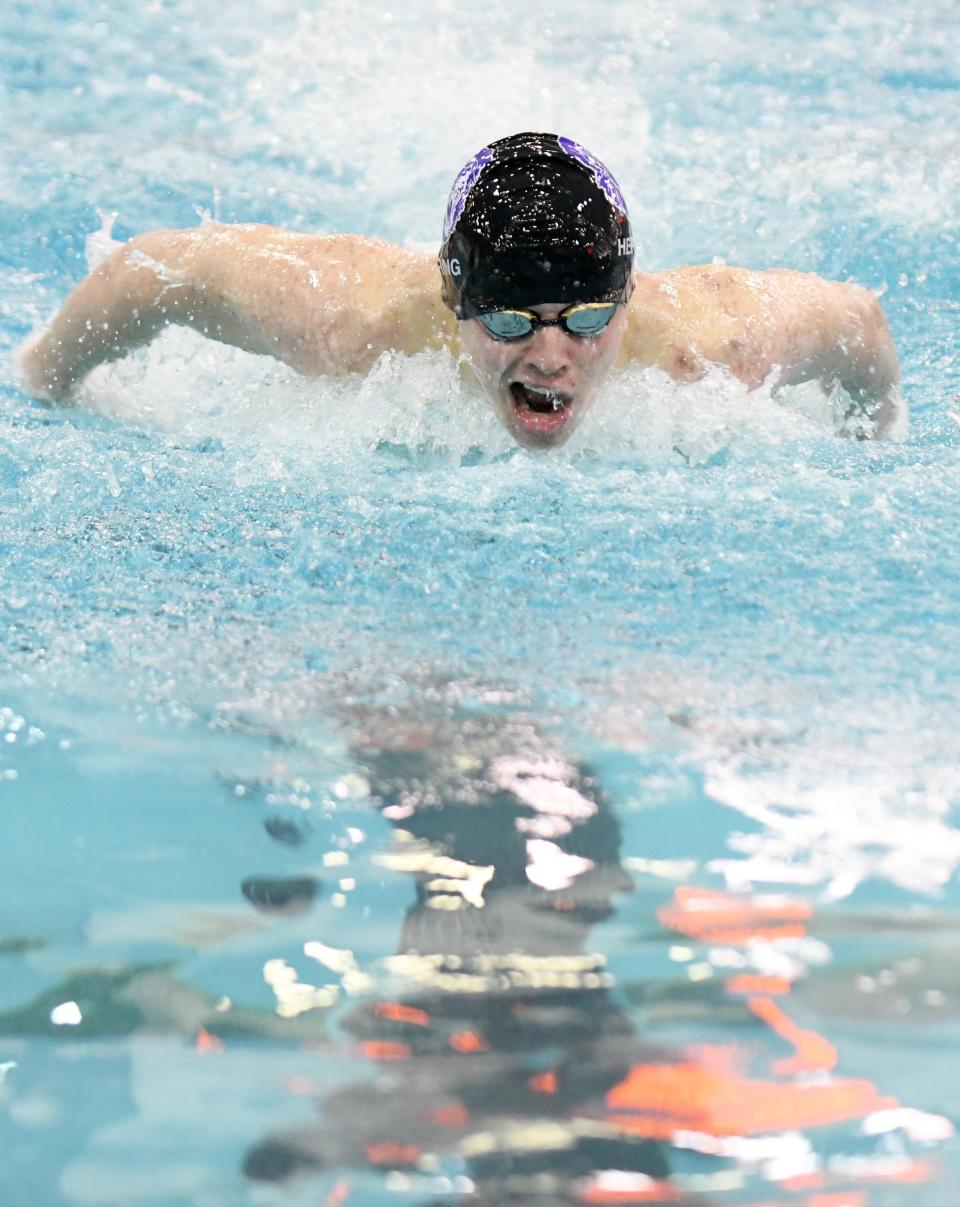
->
[523,325,570,378]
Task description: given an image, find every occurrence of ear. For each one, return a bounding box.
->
[438,264,460,312]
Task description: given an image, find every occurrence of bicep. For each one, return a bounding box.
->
[185,230,438,376]
[766,274,898,391]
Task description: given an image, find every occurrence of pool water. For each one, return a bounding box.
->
[2,1,960,1203]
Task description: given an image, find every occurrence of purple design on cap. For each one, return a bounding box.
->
[557,136,627,214]
[443,146,494,240]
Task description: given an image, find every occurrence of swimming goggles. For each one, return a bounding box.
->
[469,300,620,342]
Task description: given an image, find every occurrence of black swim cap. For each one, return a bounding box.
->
[438,132,633,317]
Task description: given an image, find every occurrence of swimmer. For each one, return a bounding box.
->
[18,132,902,444]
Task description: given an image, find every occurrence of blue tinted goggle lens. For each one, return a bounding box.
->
[476,302,619,341]
[563,303,619,335]
[479,311,536,339]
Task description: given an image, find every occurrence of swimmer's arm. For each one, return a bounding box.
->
[17,232,196,400]
[634,268,902,436]
[18,226,450,401]
[763,272,902,435]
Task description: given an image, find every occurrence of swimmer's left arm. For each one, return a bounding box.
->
[762,270,902,436]
[634,267,903,437]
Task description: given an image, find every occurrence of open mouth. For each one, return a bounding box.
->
[509,382,574,434]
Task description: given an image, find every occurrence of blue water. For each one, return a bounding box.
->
[2,1,960,1203]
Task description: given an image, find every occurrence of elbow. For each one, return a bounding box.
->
[857,290,899,377]
[120,230,183,285]
[834,291,900,400]
[119,231,202,326]
[835,307,906,439]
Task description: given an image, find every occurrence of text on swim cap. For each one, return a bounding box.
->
[441,258,462,277]
[618,237,635,256]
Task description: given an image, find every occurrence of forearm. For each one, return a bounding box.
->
[778,280,902,433]
[18,228,290,401]
[19,234,202,400]
[828,292,899,405]
[823,291,902,437]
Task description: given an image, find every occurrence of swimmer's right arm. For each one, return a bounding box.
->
[18,225,451,401]
[19,231,209,401]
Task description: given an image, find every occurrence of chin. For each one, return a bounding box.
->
[509,420,578,449]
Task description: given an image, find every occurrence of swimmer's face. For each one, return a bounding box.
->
[458,301,628,449]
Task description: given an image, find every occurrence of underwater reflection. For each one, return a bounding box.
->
[240,708,952,1204]
[244,722,677,1203]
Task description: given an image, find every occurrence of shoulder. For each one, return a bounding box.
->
[621,266,801,386]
